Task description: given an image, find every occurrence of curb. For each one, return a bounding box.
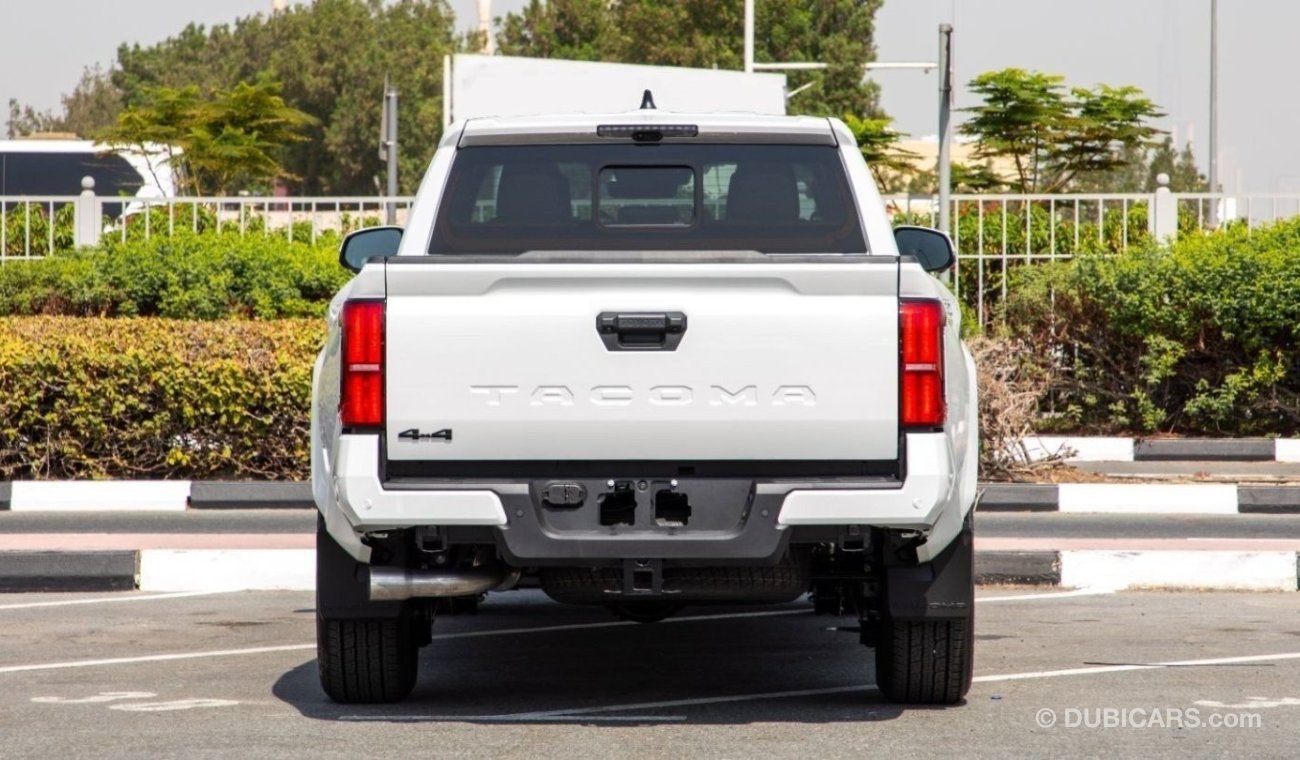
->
[188,482,314,510]
[1023,436,1300,463]
[0,551,137,592]
[1,548,1294,594]
[978,483,1300,514]
[2,480,1300,515]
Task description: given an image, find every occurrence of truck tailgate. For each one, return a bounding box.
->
[383,260,899,463]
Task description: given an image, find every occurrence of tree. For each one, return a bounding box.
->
[960,68,1163,192]
[498,0,885,119]
[6,100,58,138]
[1149,137,1207,192]
[6,66,121,139]
[108,0,468,194]
[98,80,315,195]
[497,0,614,60]
[1073,136,1207,193]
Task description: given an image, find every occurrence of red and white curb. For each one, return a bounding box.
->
[978,483,1300,513]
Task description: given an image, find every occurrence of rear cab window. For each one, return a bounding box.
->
[429,144,865,254]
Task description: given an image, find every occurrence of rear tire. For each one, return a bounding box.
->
[317,612,419,704]
[874,617,973,705]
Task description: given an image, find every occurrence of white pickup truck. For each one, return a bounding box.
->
[311,104,978,706]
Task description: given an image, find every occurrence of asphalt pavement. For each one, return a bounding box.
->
[1,587,1297,758]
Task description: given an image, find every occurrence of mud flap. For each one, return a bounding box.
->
[316,515,408,620]
[883,514,974,622]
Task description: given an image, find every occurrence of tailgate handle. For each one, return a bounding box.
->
[597,312,687,351]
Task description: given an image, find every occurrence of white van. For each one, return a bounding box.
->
[0,138,175,213]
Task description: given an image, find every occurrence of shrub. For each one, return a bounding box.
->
[1003,218,1300,436]
[968,336,1060,478]
[3,202,76,258]
[0,317,322,479]
[0,229,351,319]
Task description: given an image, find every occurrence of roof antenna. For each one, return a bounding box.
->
[640,89,657,110]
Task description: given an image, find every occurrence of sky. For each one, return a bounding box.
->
[2,0,1294,192]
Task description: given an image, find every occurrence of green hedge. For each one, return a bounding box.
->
[0,317,322,479]
[0,229,350,319]
[1004,218,1300,436]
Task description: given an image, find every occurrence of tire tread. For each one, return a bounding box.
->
[875,618,972,705]
[317,615,417,703]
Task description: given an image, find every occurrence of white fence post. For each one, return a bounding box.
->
[1150,173,1178,244]
[74,176,101,248]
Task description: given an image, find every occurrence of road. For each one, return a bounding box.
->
[1,587,1297,757]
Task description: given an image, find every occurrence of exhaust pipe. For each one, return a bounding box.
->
[369,565,520,601]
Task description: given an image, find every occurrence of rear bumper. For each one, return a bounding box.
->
[325,432,962,563]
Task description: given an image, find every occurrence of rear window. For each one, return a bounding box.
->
[429,144,865,254]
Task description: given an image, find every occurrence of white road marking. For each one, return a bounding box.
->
[32,692,156,704]
[0,644,315,675]
[0,590,234,611]
[977,588,1114,603]
[1195,696,1300,709]
[109,698,240,712]
[973,651,1300,683]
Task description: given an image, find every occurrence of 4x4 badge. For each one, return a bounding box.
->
[397,428,453,442]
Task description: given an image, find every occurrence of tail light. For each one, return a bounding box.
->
[341,299,384,429]
[899,299,945,429]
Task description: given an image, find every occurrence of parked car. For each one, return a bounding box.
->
[311,104,979,706]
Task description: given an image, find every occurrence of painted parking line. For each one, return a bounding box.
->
[973,650,1300,683]
[0,644,316,676]
[977,588,1114,603]
[0,590,234,611]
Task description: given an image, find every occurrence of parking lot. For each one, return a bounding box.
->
[2,587,1297,758]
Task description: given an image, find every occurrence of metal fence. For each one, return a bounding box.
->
[0,194,416,261]
[887,191,1300,326]
[4,189,1300,325]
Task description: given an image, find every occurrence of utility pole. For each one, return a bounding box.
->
[937,24,953,236]
[1208,0,1219,227]
[743,0,755,74]
[380,79,399,224]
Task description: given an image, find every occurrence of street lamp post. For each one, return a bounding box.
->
[937,24,953,236]
[1208,0,1218,227]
